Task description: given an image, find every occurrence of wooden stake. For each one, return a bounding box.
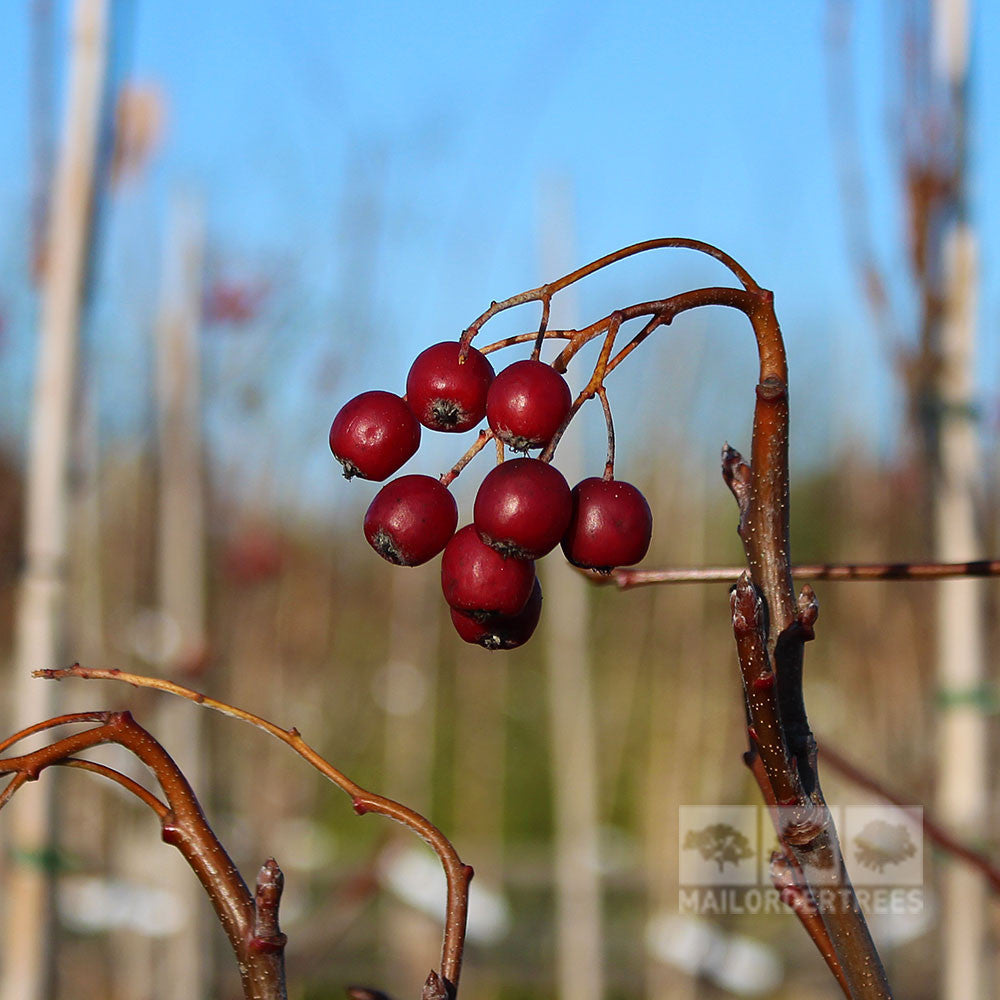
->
[2,2,109,997]
[154,192,210,1000]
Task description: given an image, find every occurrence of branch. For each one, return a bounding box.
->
[723,287,894,998]
[38,665,472,995]
[457,237,761,357]
[0,710,286,999]
[743,747,849,997]
[591,558,1000,588]
[55,758,169,818]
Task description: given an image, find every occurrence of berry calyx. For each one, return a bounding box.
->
[473,458,572,559]
[329,391,421,482]
[486,359,572,451]
[561,477,653,571]
[441,524,536,619]
[450,577,543,650]
[406,342,495,432]
[363,475,458,566]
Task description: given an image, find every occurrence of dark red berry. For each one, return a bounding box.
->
[561,477,653,571]
[406,342,495,432]
[329,391,421,481]
[450,577,543,650]
[485,359,572,451]
[473,458,572,559]
[441,524,535,618]
[364,475,458,566]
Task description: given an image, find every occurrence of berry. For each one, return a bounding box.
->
[450,577,543,650]
[486,359,572,451]
[329,391,421,481]
[441,524,535,618]
[473,458,572,559]
[406,342,495,432]
[364,475,458,566]
[561,477,653,571]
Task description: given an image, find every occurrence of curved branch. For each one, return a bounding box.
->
[0,711,285,999]
[722,288,893,997]
[458,238,761,356]
[56,758,169,818]
[38,665,472,994]
[0,710,113,755]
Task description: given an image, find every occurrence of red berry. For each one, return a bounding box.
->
[364,475,458,566]
[561,477,653,571]
[406,342,495,432]
[450,577,543,650]
[486,359,572,451]
[329,391,421,481]
[473,458,572,559]
[441,524,535,618]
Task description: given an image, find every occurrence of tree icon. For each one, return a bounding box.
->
[853,819,917,873]
[683,823,755,872]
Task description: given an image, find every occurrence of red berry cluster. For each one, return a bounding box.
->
[329,341,653,650]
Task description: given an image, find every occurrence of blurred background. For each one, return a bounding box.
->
[0,1,997,998]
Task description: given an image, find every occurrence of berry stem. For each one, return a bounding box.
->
[439,428,494,487]
[458,238,760,358]
[495,437,505,464]
[480,330,575,355]
[597,385,615,481]
[530,294,551,361]
[539,314,622,464]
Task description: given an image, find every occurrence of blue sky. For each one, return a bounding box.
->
[0,1,997,516]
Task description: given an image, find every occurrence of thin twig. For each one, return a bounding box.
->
[596,385,614,480]
[439,429,493,488]
[56,757,169,818]
[592,559,1000,588]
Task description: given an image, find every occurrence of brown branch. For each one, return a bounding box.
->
[439,428,493,488]
[0,710,286,999]
[457,237,761,359]
[722,285,893,997]
[588,558,1000,588]
[479,329,575,355]
[56,758,169,818]
[596,385,614,480]
[0,710,112,754]
[745,744,849,998]
[732,575,807,813]
[0,773,30,810]
[38,665,472,995]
